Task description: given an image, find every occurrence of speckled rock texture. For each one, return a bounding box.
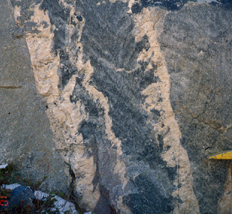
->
[1,0,232,213]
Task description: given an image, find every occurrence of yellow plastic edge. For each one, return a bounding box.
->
[208,150,232,160]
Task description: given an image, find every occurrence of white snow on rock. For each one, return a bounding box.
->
[1,183,21,190]
[2,184,92,214]
[34,191,79,214]
[0,164,8,169]
[51,195,79,214]
[34,190,49,200]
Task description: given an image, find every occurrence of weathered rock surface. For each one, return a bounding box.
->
[7,185,35,211]
[159,4,232,213]
[1,0,232,213]
[0,0,68,194]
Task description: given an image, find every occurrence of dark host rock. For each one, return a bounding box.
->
[8,186,35,211]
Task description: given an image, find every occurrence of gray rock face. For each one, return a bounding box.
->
[159,4,232,213]
[0,0,68,194]
[73,1,175,213]
[1,0,232,213]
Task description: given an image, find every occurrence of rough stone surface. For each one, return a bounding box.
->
[159,4,232,213]
[0,0,68,194]
[0,0,231,213]
[7,186,35,211]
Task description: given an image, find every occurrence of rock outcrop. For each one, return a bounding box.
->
[7,186,35,212]
[1,0,232,213]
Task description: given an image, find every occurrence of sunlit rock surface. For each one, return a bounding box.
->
[1,0,231,213]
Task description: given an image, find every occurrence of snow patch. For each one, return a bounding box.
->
[0,164,8,169]
[2,185,92,214]
[1,183,21,190]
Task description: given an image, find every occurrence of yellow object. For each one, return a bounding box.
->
[208,150,232,160]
